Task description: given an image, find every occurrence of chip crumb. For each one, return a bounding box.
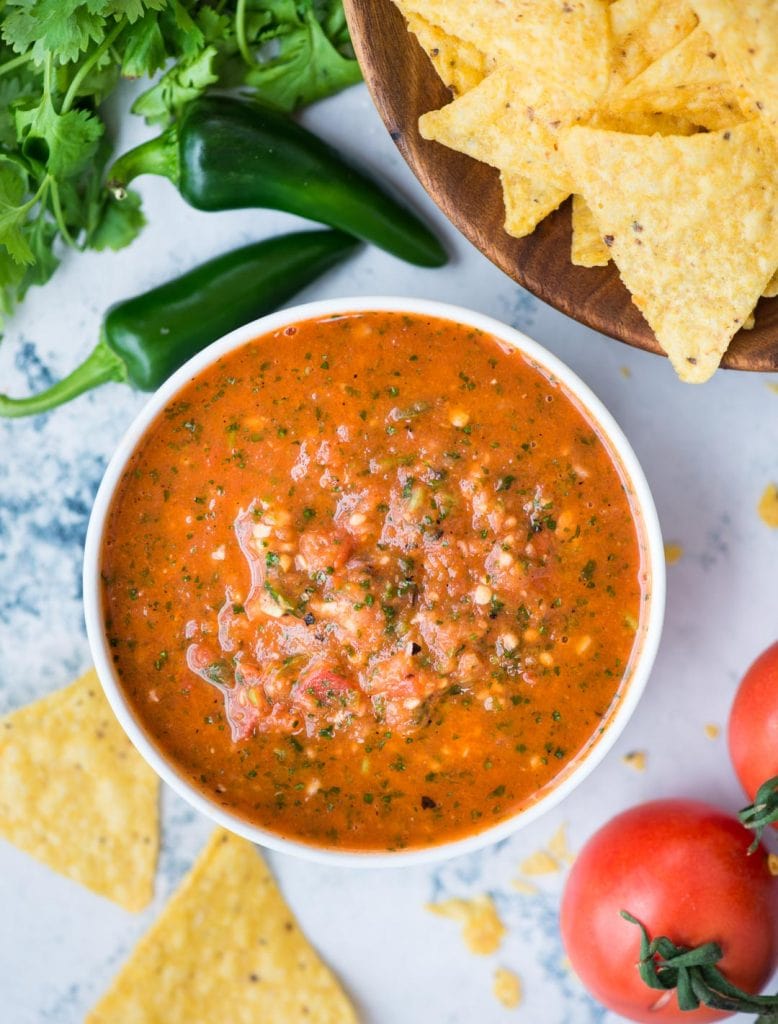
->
[620,366,631,378]
[768,854,778,877]
[704,723,720,740]
[426,894,506,955]
[766,382,778,394]
[510,878,539,895]
[493,967,522,1009]
[664,542,684,565]
[547,823,575,865]
[520,849,560,875]
[622,750,647,772]
[758,484,778,528]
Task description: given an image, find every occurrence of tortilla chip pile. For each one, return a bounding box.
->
[0,669,159,911]
[392,0,778,383]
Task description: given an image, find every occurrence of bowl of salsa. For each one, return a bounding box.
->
[84,298,665,866]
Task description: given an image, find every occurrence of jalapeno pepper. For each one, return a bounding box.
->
[0,229,358,418]
[107,95,447,268]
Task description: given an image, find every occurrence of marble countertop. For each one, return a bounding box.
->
[1,82,776,1024]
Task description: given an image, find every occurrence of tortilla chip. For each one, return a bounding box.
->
[87,830,358,1024]
[0,669,158,911]
[420,57,605,193]
[502,172,568,239]
[426,894,506,955]
[608,0,699,89]
[562,121,778,382]
[402,10,491,96]
[393,0,611,74]
[691,0,778,142]
[572,195,610,267]
[608,25,745,130]
[764,269,778,299]
[589,107,699,135]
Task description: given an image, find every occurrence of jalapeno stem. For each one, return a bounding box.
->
[108,127,180,198]
[0,339,127,418]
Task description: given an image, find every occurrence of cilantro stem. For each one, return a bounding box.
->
[61,20,125,114]
[0,49,35,79]
[49,178,77,248]
[235,0,255,67]
[0,339,127,418]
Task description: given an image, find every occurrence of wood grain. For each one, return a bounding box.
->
[345,0,778,373]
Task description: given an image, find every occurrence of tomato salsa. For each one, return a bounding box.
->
[102,311,648,851]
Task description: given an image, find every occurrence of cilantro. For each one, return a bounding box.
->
[0,0,359,320]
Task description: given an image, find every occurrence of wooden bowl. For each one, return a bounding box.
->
[345,0,778,372]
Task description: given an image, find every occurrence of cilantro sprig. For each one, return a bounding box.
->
[0,0,360,322]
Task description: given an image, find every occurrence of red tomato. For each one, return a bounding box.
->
[560,800,778,1024]
[728,640,778,802]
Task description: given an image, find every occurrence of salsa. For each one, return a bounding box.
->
[102,311,649,851]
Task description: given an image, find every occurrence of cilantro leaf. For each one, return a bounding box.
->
[0,247,28,323]
[15,96,104,178]
[2,0,106,65]
[19,208,59,286]
[88,187,145,250]
[121,11,168,78]
[131,44,218,124]
[0,0,360,323]
[241,4,361,112]
[0,160,36,265]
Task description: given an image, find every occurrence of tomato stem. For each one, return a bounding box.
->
[739,776,778,853]
[621,911,778,1020]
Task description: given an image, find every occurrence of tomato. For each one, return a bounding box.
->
[560,800,778,1024]
[729,640,778,803]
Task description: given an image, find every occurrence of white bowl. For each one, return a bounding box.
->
[84,297,665,868]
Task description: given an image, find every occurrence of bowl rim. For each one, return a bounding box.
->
[83,295,666,868]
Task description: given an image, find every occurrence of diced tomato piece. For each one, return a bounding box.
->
[298,529,352,571]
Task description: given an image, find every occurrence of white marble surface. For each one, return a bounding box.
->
[1,81,776,1024]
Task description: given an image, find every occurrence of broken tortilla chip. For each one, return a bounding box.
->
[494,967,523,1009]
[87,830,358,1024]
[426,894,506,955]
[502,172,568,239]
[691,0,778,142]
[622,750,648,771]
[0,669,158,911]
[402,10,491,96]
[758,484,778,528]
[572,195,610,267]
[520,848,560,875]
[562,120,778,382]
